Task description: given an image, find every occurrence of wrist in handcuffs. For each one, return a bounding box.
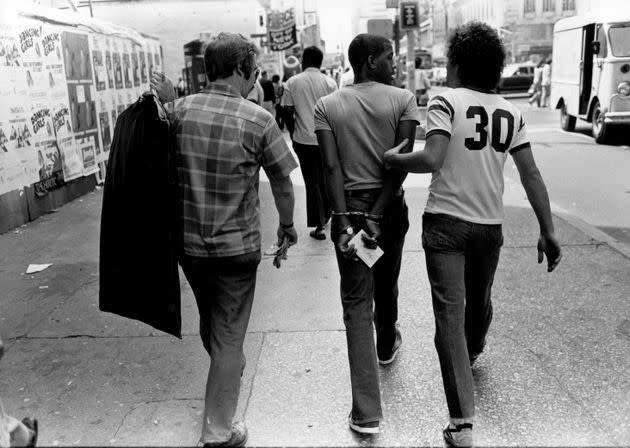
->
[280,221,294,229]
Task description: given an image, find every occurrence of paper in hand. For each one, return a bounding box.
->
[348,230,383,268]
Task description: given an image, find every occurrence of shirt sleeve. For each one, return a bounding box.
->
[259,117,298,181]
[509,111,530,154]
[400,91,420,123]
[425,94,454,139]
[281,80,294,107]
[313,99,332,132]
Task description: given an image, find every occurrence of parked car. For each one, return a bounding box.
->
[497,62,535,93]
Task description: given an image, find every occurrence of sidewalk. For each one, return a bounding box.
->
[0,161,629,446]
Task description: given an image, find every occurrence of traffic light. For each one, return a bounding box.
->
[259,14,264,27]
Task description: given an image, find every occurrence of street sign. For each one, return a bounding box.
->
[367,19,393,39]
[386,0,399,8]
[400,1,420,29]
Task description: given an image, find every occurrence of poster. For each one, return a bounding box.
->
[267,9,297,52]
[77,136,98,176]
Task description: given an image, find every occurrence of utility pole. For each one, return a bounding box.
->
[399,1,420,94]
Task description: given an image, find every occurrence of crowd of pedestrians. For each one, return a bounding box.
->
[140,21,562,448]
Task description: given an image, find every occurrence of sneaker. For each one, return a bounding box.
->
[309,227,326,240]
[202,421,248,447]
[378,327,402,366]
[442,422,473,447]
[348,413,379,434]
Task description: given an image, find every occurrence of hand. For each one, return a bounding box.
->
[277,224,298,246]
[150,71,176,103]
[336,232,357,259]
[363,219,381,249]
[383,138,409,169]
[537,233,562,272]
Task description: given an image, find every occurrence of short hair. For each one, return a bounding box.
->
[302,46,323,68]
[204,32,258,82]
[261,70,268,77]
[447,21,505,90]
[272,74,280,82]
[348,34,390,74]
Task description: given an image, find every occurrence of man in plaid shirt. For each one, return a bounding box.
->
[152,33,297,447]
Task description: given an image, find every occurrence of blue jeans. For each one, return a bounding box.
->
[333,189,409,423]
[422,213,503,419]
[180,250,261,441]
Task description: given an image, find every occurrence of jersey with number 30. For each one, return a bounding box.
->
[425,87,530,224]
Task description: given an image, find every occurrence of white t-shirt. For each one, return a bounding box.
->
[282,67,337,145]
[340,69,354,87]
[424,87,530,224]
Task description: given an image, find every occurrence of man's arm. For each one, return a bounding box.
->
[383,132,450,173]
[284,105,296,138]
[369,120,417,217]
[316,129,355,257]
[268,175,297,244]
[512,145,562,272]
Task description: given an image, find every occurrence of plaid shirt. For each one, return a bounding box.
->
[169,83,297,257]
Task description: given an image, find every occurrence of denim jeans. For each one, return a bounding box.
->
[333,189,409,423]
[422,213,503,419]
[180,250,261,442]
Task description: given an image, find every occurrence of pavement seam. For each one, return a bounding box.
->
[500,332,623,447]
[242,331,266,420]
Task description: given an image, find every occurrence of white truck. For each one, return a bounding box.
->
[551,12,630,143]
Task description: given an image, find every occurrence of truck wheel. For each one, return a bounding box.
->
[560,104,576,131]
[591,100,610,144]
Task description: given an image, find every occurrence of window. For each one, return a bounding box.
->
[562,0,575,11]
[524,0,535,14]
[609,25,630,57]
[543,0,554,12]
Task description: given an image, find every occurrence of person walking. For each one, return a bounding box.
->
[259,70,276,116]
[314,34,418,434]
[151,33,298,447]
[528,60,544,107]
[414,56,431,106]
[384,22,562,447]
[540,57,552,107]
[272,74,285,130]
[283,46,337,240]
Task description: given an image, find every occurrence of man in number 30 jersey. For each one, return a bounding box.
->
[385,22,562,447]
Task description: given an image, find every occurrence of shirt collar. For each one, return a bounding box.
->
[202,82,242,98]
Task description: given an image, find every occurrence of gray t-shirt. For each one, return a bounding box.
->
[314,81,418,190]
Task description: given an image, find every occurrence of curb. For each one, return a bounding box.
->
[551,208,630,260]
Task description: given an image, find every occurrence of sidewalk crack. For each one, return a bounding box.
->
[242,331,266,419]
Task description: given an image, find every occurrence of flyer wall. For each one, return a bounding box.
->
[0,5,161,233]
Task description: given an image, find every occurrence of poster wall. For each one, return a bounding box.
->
[0,10,161,198]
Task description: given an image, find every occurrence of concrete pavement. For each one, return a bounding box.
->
[1,150,629,446]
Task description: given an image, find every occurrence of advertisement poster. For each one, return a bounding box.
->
[267,9,297,52]
[77,136,98,176]
[91,34,106,91]
[62,30,100,171]
[139,49,148,84]
[122,51,131,89]
[0,89,30,195]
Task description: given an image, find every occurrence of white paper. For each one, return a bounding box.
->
[348,230,383,268]
[26,263,52,274]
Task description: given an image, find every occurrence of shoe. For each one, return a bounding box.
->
[202,421,248,447]
[378,327,402,366]
[309,227,326,240]
[443,422,473,447]
[348,413,379,434]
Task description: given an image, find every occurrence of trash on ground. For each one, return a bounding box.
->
[26,264,52,274]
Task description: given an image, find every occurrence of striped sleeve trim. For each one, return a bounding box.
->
[509,142,531,154]
[426,129,451,139]
[428,103,453,119]
[432,95,455,117]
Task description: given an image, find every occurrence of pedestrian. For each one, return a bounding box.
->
[176,76,185,97]
[414,56,431,106]
[272,74,285,129]
[528,60,544,107]
[0,337,38,447]
[246,74,264,105]
[282,46,337,240]
[383,22,562,447]
[339,66,354,87]
[258,70,275,116]
[150,32,298,447]
[314,33,418,434]
[541,57,552,107]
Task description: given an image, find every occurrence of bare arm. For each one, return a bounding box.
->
[284,105,296,138]
[512,145,562,271]
[369,120,417,216]
[268,175,298,244]
[383,133,450,173]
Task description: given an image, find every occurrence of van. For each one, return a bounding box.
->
[551,13,630,143]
